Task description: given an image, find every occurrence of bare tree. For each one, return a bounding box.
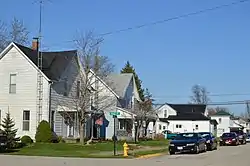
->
[240,102,250,119]
[0,20,8,51]
[0,17,29,52]
[190,84,210,104]
[133,88,157,138]
[9,18,29,45]
[214,106,229,113]
[56,31,116,145]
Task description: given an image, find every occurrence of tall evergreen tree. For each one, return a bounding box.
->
[120,61,145,101]
[1,112,19,149]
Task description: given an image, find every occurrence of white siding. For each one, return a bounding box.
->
[167,120,210,133]
[50,57,81,138]
[157,104,177,118]
[155,121,169,133]
[210,115,231,136]
[88,71,119,139]
[0,46,50,140]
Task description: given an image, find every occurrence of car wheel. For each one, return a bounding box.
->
[169,151,175,155]
[195,145,200,154]
[204,144,207,152]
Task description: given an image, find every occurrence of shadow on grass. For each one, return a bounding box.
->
[0,149,20,154]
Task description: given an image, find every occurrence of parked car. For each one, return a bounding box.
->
[220,132,239,146]
[246,134,250,142]
[162,130,178,139]
[0,130,7,151]
[199,132,217,151]
[232,130,247,144]
[169,132,207,155]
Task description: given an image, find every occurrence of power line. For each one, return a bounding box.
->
[153,100,250,106]
[152,93,250,99]
[45,0,249,48]
[99,0,250,36]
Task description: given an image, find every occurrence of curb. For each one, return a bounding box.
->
[136,152,167,159]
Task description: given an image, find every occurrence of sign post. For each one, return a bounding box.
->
[110,112,120,156]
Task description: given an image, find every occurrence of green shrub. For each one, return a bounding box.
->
[21,135,33,145]
[35,120,53,143]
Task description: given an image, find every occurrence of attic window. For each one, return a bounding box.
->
[164,110,167,117]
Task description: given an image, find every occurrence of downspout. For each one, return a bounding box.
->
[48,81,53,128]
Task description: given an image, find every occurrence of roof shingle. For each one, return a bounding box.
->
[14,43,77,81]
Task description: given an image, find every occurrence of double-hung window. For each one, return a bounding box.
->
[9,74,17,94]
[23,110,30,131]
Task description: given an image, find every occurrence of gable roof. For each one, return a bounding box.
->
[106,73,141,101]
[211,110,231,116]
[88,69,120,99]
[168,104,207,114]
[14,43,77,81]
[164,103,209,121]
[107,73,133,98]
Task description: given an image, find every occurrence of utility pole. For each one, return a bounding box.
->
[37,0,43,126]
[246,101,250,118]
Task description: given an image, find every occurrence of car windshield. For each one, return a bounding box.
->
[233,130,243,135]
[222,133,235,137]
[200,132,211,138]
[174,133,198,140]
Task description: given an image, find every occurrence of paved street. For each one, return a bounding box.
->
[1,144,250,166]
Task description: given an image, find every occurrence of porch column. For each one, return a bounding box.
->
[132,119,136,139]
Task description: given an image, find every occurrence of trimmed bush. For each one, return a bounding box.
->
[21,135,33,145]
[35,120,53,143]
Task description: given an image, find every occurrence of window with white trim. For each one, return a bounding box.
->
[9,74,16,94]
[176,124,182,128]
[159,124,162,130]
[195,125,199,130]
[164,110,167,117]
[23,110,30,131]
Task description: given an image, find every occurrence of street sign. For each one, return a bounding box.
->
[110,112,120,116]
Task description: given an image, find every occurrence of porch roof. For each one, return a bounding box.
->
[116,107,137,119]
[56,105,77,112]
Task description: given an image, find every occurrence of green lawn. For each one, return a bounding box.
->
[6,140,169,158]
[137,139,169,146]
[9,142,123,158]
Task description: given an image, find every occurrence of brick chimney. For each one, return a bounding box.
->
[32,37,39,51]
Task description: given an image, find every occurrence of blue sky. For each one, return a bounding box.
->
[1,0,250,115]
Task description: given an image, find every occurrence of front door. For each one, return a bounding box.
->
[67,124,74,137]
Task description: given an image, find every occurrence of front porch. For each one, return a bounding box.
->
[53,106,156,141]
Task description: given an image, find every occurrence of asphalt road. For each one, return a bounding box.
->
[1,144,250,166]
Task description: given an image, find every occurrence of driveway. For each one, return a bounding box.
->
[1,144,250,166]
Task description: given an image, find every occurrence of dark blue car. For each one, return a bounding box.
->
[169,132,207,155]
[199,132,218,150]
